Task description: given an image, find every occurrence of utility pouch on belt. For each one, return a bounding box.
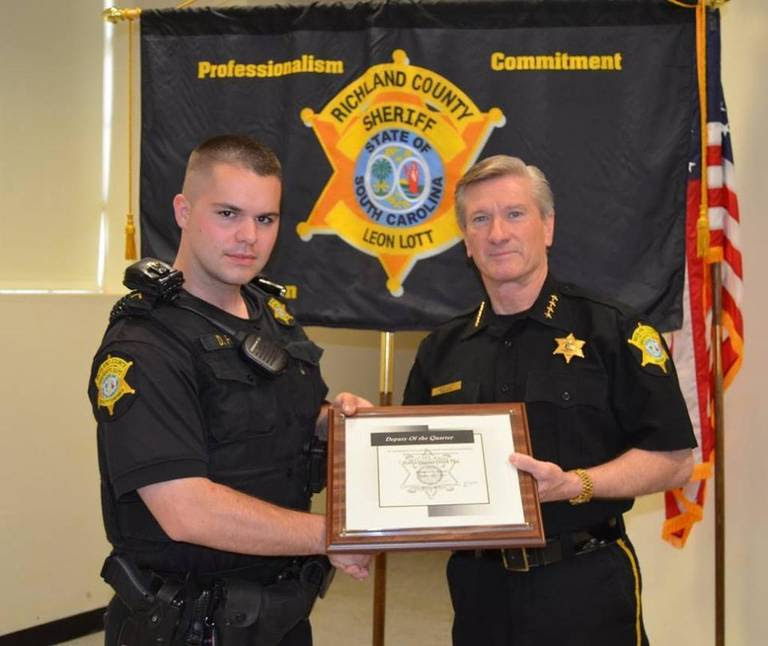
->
[213,579,263,629]
[213,556,334,646]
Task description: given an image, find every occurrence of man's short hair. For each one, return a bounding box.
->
[183,135,282,190]
[454,155,554,229]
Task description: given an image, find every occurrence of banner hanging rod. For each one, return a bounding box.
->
[103,0,201,22]
[103,0,731,23]
[667,0,730,8]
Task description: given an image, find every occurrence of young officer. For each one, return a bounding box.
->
[89,135,371,645]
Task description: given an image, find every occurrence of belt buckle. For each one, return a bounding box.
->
[501,548,530,572]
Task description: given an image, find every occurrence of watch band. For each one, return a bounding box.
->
[568,468,594,505]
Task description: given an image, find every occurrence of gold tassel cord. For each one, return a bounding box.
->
[125,18,137,259]
[102,1,203,262]
[695,1,710,259]
[664,2,713,258]
[103,7,142,258]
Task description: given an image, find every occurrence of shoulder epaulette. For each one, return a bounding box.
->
[558,282,634,318]
[109,291,155,324]
[426,302,480,330]
[253,275,286,297]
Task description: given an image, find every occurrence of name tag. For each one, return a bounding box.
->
[200,334,235,351]
[431,380,462,397]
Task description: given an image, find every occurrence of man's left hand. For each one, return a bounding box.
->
[508,453,581,503]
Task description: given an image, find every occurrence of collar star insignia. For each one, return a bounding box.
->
[553,333,586,364]
[544,293,558,319]
[267,297,295,326]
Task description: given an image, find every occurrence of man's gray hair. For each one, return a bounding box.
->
[454,155,554,229]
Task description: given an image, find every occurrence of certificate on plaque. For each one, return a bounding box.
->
[326,403,544,552]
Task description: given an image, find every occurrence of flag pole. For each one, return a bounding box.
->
[373,331,394,646]
[693,2,728,643]
[695,3,727,644]
[711,262,725,646]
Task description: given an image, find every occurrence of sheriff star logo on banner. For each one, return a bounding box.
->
[299,50,505,296]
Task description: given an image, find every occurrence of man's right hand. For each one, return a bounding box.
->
[329,552,372,580]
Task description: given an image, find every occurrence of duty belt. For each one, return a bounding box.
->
[468,516,625,573]
[102,554,334,645]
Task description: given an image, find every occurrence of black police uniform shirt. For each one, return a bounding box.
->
[89,285,328,578]
[403,274,697,537]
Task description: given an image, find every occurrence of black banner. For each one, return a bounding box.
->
[140,0,696,331]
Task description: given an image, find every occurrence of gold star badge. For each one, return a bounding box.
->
[267,297,295,326]
[553,333,586,364]
[297,49,505,296]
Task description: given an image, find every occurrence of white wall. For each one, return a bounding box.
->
[1,0,766,642]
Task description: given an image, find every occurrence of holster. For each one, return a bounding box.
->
[102,555,185,645]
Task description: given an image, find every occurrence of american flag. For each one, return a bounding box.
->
[663,10,743,547]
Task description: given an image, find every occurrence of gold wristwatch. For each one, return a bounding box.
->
[568,468,594,505]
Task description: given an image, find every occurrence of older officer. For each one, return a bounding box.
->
[89,135,370,645]
[403,155,695,646]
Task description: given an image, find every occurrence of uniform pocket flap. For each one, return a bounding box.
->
[285,340,324,365]
[525,370,607,409]
[201,349,256,385]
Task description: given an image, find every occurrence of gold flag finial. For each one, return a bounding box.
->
[102,7,142,23]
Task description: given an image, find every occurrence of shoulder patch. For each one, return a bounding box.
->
[627,323,669,374]
[267,297,295,326]
[94,354,137,418]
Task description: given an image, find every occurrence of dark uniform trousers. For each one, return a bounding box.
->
[447,536,648,646]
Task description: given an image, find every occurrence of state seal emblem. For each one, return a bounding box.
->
[94,355,136,416]
[627,323,669,373]
[299,49,505,295]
